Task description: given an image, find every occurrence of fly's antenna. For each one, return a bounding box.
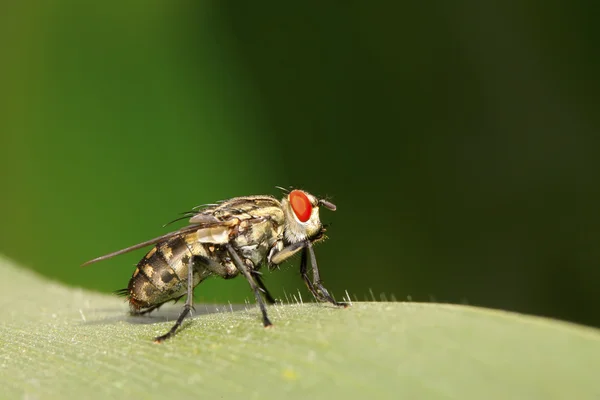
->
[318,197,337,211]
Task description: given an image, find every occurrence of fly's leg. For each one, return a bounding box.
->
[154,253,195,343]
[269,240,346,307]
[226,244,272,327]
[171,254,275,310]
[131,303,164,316]
[269,241,305,265]
[154,252,252,342]
[299,247,319,299]
[304,241,346,307]
[252,271,276,305]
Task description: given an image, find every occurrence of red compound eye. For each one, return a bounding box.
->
[289,190,312,222]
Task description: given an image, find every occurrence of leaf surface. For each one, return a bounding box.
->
[1,256,598,399]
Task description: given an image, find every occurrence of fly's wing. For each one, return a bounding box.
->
[81,219,234,267]
[82,195,283,267]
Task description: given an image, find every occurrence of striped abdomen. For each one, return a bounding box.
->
[126,233,211,313]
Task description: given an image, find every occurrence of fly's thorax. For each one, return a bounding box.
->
[232,215,284,267]
[197,195,287,267]
[281,190,324,244]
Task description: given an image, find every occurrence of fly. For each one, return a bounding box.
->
[82,188,344,342]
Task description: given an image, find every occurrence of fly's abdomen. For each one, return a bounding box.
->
[126,234,208,312]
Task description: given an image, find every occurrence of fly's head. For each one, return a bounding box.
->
[281,189,336,244]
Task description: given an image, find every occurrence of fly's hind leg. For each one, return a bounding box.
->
[153,256,195,343]
[131,303,163,316]
[153,253,236,342]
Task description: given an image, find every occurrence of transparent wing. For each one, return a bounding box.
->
[81,220,224,267]
[82,195,280,267]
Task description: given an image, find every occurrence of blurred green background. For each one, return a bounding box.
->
[1,2,598,327]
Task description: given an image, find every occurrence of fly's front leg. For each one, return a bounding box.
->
[226,244,272,327]
[268,240,305,265]
[269,240,346,307]
[305,241,346,307]
[299,247,320,300]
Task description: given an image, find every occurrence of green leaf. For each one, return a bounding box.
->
[1,255,598,399]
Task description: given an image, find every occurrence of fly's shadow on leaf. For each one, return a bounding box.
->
[81,303,249,326]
